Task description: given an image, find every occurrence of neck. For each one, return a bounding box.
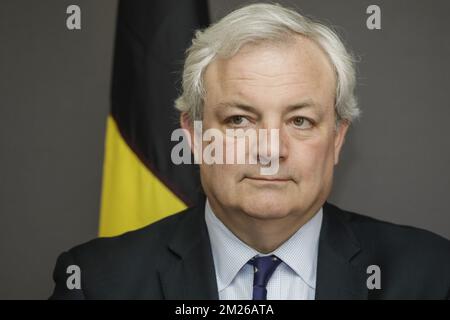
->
[208,199,320,253]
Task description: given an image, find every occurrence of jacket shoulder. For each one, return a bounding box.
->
[327,202,450,297]
[330,203,450,254]
[69,207,192,263]
[50,207,195,299]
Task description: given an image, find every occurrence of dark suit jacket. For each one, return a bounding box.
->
[50,201,450,299]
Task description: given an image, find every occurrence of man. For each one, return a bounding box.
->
[50,3,450,299]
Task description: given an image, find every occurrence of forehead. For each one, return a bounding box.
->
[203,35,336,112]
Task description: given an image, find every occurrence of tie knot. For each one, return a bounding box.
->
[248,255,282,288]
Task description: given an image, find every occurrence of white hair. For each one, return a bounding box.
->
[175,3,360,124]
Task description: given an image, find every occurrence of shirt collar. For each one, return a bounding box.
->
[205,199,323,292]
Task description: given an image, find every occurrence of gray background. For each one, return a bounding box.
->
[0,0,449,299]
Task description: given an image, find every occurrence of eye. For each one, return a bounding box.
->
[226,115,250,127]
[291,116,313,129]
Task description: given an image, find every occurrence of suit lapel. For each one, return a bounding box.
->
[315,202,368,300]
[159,200,368,300]
[159,202,219,299]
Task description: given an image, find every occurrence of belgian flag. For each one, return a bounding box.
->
[99,0,209,237]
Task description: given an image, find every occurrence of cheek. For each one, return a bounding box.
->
[291,138,335,180]
[199,165,222,198]
[199,163,245,206]
[200,163,242,189]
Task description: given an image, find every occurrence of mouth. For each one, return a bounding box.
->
[244,176,292,183]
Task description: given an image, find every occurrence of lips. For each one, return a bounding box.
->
[245,176,291,182]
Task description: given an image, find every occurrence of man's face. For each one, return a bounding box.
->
[182,36,349,221]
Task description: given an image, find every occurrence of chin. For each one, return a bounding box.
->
[239,194,292,220]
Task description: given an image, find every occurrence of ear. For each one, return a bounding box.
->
[180,112,192,132]
[333,120,350,165]
[180,112,196,155]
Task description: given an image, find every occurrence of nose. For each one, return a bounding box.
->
[253,120,289,165]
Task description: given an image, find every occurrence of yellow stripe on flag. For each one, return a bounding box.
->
[99,115,187,237]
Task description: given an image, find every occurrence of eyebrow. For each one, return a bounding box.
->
[214,99,322,114]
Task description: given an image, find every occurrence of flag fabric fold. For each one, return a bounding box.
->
[99,0,209,237]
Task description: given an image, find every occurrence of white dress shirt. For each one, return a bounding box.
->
[204,199,323,300]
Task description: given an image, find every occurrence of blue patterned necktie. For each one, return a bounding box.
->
[247,255,282,300]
